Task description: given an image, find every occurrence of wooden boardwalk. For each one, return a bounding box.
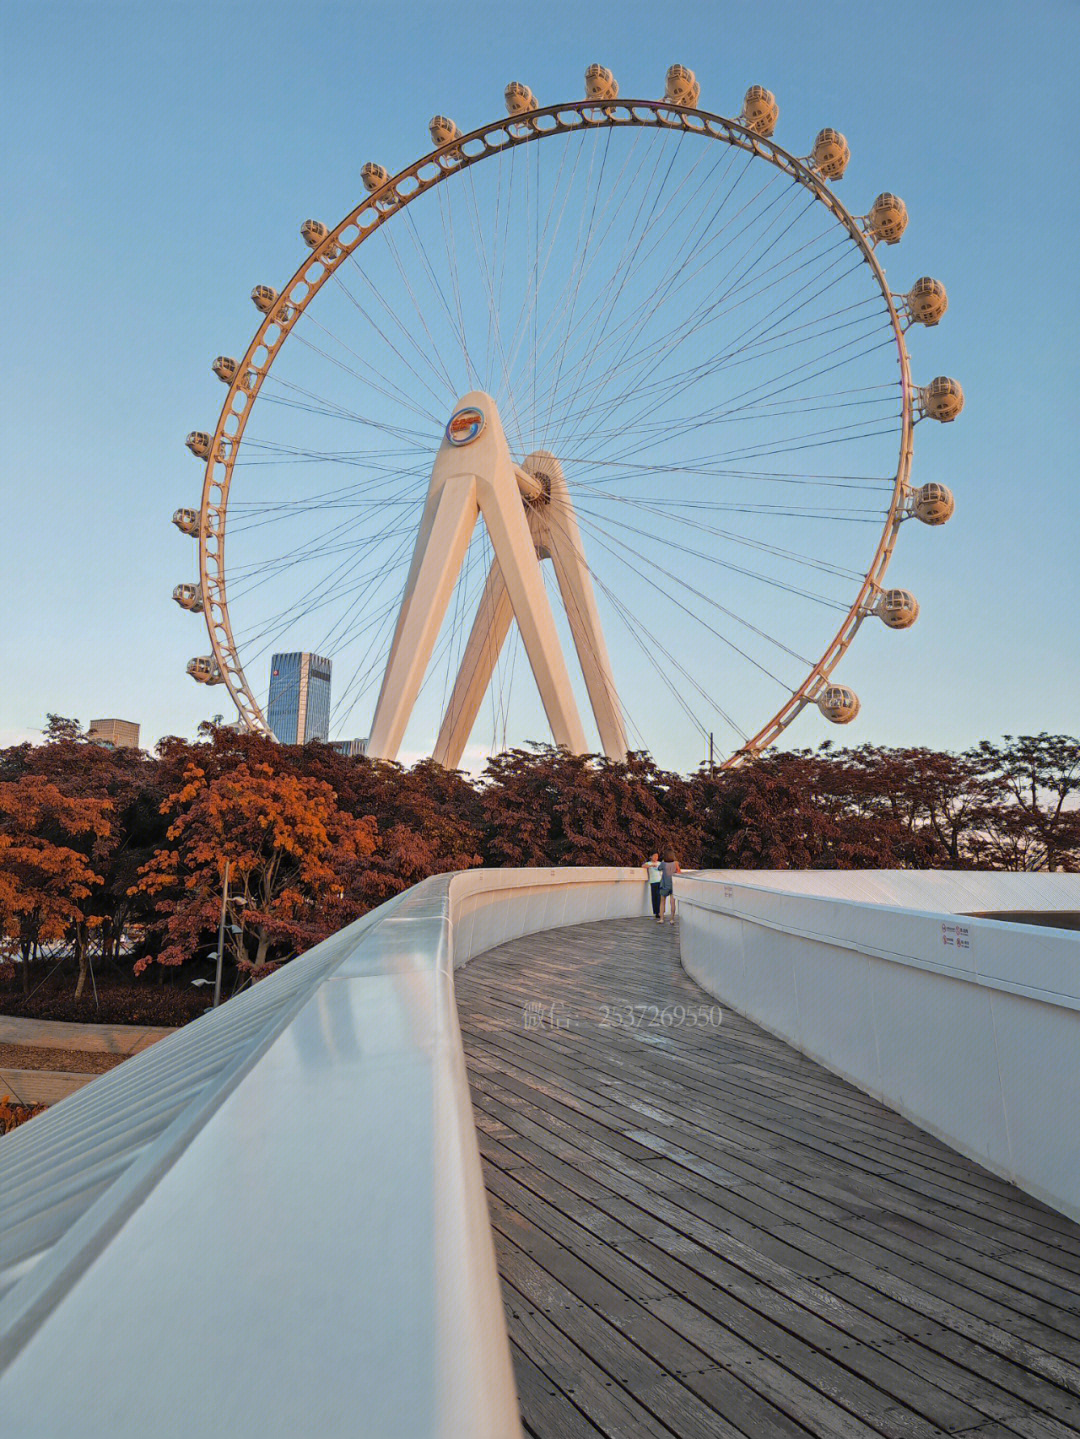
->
[455,917,1080,1439]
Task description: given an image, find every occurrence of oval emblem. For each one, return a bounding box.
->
[446,406,485,446]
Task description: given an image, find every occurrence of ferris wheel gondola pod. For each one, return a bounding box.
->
[177,69,960,763]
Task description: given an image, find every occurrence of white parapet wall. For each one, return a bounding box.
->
[676,871,1080,1223]
[0,867,650,1439]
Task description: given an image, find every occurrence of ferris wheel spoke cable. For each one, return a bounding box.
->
[511,497,695,747]
[228,488,420,602]
[521,145,771,438]
[571,461,893,492]
[314,539,428,681]
[551,348,896,457]
[571,483,866,579]
[520,122,611,406]
[399,203,489,396]
[436,184,483,390]
[589,567,731,742]
[506,124,661,411]
[226,475,427,542]
[229,490,428,524]
[294,309,444,423]
[230,527,419,597]
[534,226,858,454]
[328,266,454,405]
[290,330,443,428]
[533,142,767,402]
[461,167,529,444]
[257,529,422,699]
[542,168,804,440]
[572,501,849,617]
[381,221,477,407]
[573,127,746,346]
[590,330,897,468]
[572,508,799,693]
[568,392,899,460]
[259,380,434,445]
[575,498,848,629]
[499,120,590,390]
[578,488,887,516]
[537,125,618,448]
[334,254,457,400]
[547,236,863,445]
[330,524,490,731]
[524,122,700,409]
[511,125,679,437]
[535,250,866,437]
[228,502,415,587]
[232,524,417,648]
[226,482,428,538]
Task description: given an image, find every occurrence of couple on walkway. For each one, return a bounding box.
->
[645,852,680,924]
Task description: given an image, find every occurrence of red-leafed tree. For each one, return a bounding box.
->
[0,776,110,994]
[477,746,694,866]
[133,759,377,978]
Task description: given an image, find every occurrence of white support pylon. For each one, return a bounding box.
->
[433,452,628,770]
[433,556,515,769]
[367,393,591,763]
[524,451,627,762]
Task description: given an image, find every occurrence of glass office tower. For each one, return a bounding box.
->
[267,653,332,744]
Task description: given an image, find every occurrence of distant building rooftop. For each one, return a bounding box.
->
[87,718,140,750]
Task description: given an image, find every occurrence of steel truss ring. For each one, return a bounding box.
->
[195,98,914,765]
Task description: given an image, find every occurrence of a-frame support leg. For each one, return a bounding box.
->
[526,451,628,762]
[434,451,628,769]
[432,559,513,770]
[366,479,481,762]
[367,392,588,763]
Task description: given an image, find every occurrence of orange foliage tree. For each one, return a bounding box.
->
[0,777,110,994]
[133,760,377,977]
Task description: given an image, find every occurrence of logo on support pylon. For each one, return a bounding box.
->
[446,407,485,445]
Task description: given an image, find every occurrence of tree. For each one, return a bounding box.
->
[799,744,987,867]
[297,747,483,903]
[0,776,109,994]
[478,746,692,866]
[133,759,377,978]
[972,734,1080,871]
[15,735,168,994]
[688,752,934,870]
[43,714,86,743]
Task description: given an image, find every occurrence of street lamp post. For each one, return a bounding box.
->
[213,860,230,1009]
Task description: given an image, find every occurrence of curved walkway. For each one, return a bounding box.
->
[455,916,1080,1439]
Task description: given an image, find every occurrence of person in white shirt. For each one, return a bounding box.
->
[644,853,663,920]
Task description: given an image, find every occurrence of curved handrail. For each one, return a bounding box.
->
[0,867,650,1437]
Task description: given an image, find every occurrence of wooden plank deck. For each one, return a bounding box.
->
[454,916,1080,1439]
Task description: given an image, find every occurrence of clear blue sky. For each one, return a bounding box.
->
[3,0,1077,766]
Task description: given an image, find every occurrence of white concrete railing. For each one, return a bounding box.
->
[0,867,650,1439]
[676,872,1080,1222]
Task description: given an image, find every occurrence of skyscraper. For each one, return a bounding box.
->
[87,718,140,750]
[267,653,332,744]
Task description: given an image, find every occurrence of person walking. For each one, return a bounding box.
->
[659,852,681,924]
[645,852,663,920]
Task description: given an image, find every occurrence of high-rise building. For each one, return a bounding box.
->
[267,653,332,744]
[87,718,140,750]
[329,737,368,758]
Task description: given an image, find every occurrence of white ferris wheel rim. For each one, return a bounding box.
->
[194,96,916,765]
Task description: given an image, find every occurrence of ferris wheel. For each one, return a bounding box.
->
[173,64,961,770]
